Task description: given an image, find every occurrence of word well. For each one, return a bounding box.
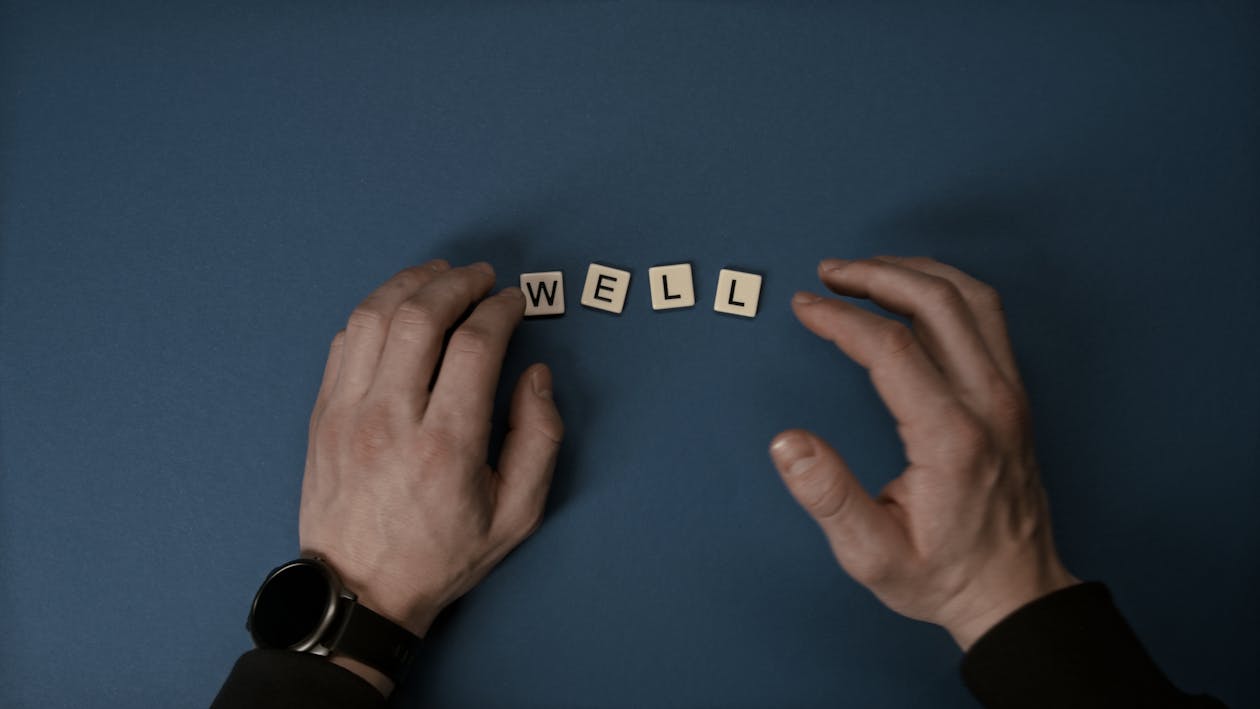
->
[518,264,762,319]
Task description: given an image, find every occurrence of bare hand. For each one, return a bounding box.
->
[299,259,563,646]
[770,255,1077,650]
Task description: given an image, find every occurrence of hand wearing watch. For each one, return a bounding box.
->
[246,557,420,686]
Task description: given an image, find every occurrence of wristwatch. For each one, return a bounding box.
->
[246,556,419,684]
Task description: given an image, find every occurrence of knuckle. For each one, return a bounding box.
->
[850,259,881,278]
[877,321,917,360]
[346,304,387,332]
[544,417,565,444]
[987,379,1031,437]
[886,255,931,273]
[416,425,465,466]
[390,266,426,289]
[988,378,1026,419]
[392,300,441,331]
[527,421,564,447]
[943,413,991,461]
[891,255,939,272]
[446,267,486,293]
[972,283,1004,312]
[974,456,1004,492]
[487,292,525,318]
[805,472,852,521]
[924,278,966,312]
[447,325,494,357]
[524,408,565,445]
[313,405,349,447]
[348,402,398,461]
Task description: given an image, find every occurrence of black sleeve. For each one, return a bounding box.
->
[210,649,387,709]
[960,582,1226,708]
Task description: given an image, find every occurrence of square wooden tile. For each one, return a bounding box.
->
[580,263,632,314]
[713,268,762,318]
[648,263,695,310]
[520,271,565,317]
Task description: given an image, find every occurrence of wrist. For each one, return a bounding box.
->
[330,653,395,698]
[327,591,434,696]
[250,556,428,692]
[312,555,441,638]
[945,560,1079,651]
[349,585,440,640]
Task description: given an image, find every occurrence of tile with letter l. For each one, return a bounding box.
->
[713,268,762,318]
[648,263,695,311]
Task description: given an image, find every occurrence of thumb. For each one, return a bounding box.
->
[770,429,905,585]
[492,363,564,542]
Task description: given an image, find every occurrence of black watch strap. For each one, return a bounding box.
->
[331,599,419,683]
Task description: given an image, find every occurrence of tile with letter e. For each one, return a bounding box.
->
[520,271,565,317]
[713,268,762,318]
[580,263,632,314]
[648,263,695,311]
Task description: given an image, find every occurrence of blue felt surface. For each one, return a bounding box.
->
[1,2,1257,707]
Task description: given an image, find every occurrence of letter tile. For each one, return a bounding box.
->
[580,263,632,314]
[713,268,762,318]
[520,271,565,317]
[648,263,695,311]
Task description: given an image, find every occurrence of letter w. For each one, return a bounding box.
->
[525,279,558,307]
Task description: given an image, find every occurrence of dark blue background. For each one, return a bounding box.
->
[2,2,1257,707]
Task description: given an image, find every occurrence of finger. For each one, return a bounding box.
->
[370,263,497,416]
[424,285,525,450]
[770,429,909,586]
[335,259,451,401]
[791,292,966,442]
[817,258,1001,404]
[492,364,564,543]
[870,255,1025,394]
[310,329,346,433]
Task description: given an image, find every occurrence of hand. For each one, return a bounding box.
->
[770,255,1077,651]
[298,259,563,690]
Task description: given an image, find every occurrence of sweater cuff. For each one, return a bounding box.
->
[960,582,1192,709]
[210,648,387,709]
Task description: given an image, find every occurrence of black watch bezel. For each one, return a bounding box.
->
[246,555,420,684]
[247,557,343,653]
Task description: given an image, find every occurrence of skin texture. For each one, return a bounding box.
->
[769,256,1078,651]
[299,259,563,696]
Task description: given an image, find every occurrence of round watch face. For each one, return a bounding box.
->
[248,559,338,650]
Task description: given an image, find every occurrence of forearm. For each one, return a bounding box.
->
[331,655,394,698]
[961,582,1226,708]
[211,649,389,709]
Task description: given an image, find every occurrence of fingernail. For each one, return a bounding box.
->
[499,286,523,299]
[820,258,849,272]
[531,365,552,399]
[471,261,494,275]
[771,434,816,475]
[792,291,822,304]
